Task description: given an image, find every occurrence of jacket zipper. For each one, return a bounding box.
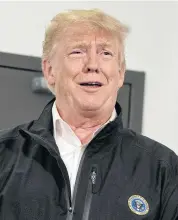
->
[66,146,88,220]
[81,166,97,220]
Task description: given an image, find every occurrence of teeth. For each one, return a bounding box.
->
[80,82,102,86]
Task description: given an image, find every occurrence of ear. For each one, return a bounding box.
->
[41,59,55,86]
[118,60,126,88]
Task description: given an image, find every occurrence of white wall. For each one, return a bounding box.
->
[0,1,178,153]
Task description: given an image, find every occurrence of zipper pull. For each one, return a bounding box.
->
[68,206,73,213]
[91,167,97,194]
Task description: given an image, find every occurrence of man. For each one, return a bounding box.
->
[0,9,178,220]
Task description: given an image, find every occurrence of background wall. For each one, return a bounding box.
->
[0,1,178,153]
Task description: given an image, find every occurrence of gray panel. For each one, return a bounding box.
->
[0,52,41,71]
[124,71,145,133]
[0,67,53,129]
[117,84,130,128]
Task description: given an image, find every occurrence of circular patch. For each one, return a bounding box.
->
[128,195,149,216]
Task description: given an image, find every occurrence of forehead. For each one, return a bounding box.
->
[60,23,118,47]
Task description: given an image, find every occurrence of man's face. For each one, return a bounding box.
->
[44,24,125,112]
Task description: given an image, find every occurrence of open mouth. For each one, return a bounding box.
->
[79,82,103,87]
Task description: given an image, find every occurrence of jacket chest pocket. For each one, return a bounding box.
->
[91,180,160,220]
[112,181,160,220]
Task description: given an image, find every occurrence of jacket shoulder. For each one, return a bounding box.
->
[0,121,34,174]
[0,121,34,142]
[121,128,178,171]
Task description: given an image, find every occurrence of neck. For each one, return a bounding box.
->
[55,100,115,144]
[56,102,113,129]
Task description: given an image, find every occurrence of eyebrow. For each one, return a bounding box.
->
[68,41,113,49]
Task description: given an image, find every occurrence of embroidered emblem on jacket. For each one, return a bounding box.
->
[128,195,149,215]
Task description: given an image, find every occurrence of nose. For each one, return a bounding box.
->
[83,50,99,73]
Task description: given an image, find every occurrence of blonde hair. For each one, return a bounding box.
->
[42,9,129,94]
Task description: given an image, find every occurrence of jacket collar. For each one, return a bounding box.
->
[28,97,123,142]
[28,97,55,135]
[30,98,123,135]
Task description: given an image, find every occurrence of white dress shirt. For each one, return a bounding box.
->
[52,102,117,196]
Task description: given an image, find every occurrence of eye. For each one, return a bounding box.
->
[71,50,82,54]
[69,49,85,57]
[102,51,113,56]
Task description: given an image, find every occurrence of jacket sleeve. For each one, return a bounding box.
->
[160,183,178,220]
[160,152,178,220]
[0,141,17,193]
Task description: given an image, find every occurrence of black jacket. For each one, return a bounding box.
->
[0,98,178,220]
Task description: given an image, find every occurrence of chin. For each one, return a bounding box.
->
[78,100,104,112]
